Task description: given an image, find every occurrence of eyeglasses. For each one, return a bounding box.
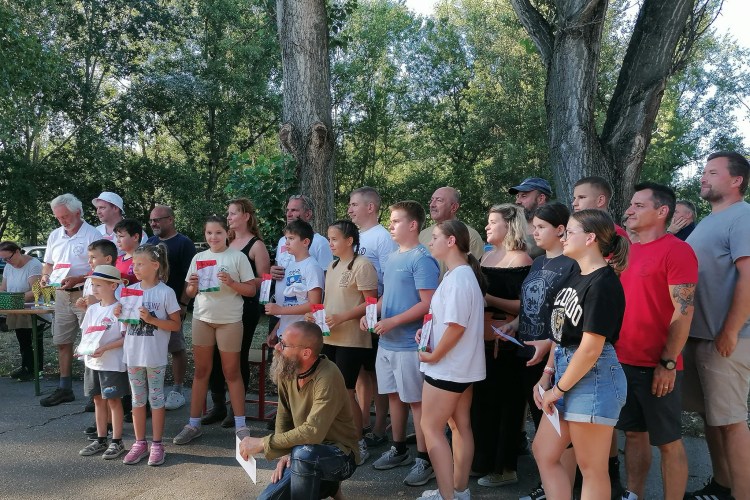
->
[148,216,171,224]
[278,341,308,351]
[561,228,591,240]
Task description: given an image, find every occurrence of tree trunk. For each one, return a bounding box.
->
[510,0,697,217]
[276,0,336,235]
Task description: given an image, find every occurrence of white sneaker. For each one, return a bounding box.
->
[421,488,469,500]
[164,391,186,410]
[357,439,369,465]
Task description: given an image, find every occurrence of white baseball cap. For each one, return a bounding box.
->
[92,192,125,214]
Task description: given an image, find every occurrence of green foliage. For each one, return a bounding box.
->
[225,153,298,252]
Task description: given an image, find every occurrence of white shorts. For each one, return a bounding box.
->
[375,346,424,403]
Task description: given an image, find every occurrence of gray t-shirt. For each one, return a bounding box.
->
[4,258,43,293]
[687,201,750,340]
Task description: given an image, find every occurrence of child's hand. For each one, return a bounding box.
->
[325,314,342,328]
[265,303,281,315]
[414,328,422,344]
[188,273,199,287]
[138,307,152,323]
[359,316,369,332]
[90,347,105,358]
[267,331,278,347]
[75,297,87,310]
[303,312,315,323]
[85,294,99,306]
[217,272,234,286]
[113,303,122,317]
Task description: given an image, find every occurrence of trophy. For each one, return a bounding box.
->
[31,279,42,308]
[41,286,53,307]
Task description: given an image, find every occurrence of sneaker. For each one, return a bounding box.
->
[164,391,186,410]
[357,441,369,466]
[478,471,518,487]
[373,446,414,470]
[148,442,166,466]
[520,483,546,500]
[123,441,149,465]
[620,489,637,500]
[84,396,95,412]
[79,440,108,456]
[173,424,202,445]
[404,458,436,486]
[102,441,126,460]
[421,488,470,500]
[684,477,733,500]
[85,423,113,440]
[364,432,388,448]
[40,387,75,407]
[417,492,444,500]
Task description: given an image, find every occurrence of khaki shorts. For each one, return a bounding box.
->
[168,324,187,353]
[682,337,750,427]
[53,289,85,345]
[192,319,242,352]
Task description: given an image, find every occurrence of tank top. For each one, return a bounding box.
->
[240,236,261,306]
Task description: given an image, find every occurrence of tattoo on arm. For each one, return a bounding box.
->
[672,283,696,315]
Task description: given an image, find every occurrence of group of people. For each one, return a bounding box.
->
[1,151,749,500]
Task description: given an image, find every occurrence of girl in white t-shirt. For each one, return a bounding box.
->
[415,220,487,500]
[177,215,256,445]
[116,243,181,466]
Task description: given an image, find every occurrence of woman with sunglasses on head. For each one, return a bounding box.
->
[533,209,629,500]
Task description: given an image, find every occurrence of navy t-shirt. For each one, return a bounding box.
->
[146,233,196,299]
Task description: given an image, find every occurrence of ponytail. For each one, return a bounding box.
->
[607,235,629,276]
[467,252,489,295]
[329,219,360,270]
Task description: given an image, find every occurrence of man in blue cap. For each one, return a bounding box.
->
[509,177,553,259]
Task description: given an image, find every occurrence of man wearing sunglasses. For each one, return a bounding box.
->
[239,321,359,500]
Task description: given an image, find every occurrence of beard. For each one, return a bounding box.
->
[521,200,539,221]
[700,185,724,203]
[270,350,302,385]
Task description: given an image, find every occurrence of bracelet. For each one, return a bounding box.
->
[555,382,568,394]
[543,366,555,375]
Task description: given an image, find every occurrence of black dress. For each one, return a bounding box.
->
[209,237,262,393]
[470,264,531,475]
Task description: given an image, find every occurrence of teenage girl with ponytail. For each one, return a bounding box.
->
[306,219,379,465]
[533,209,629,500]
[415,220,488,500]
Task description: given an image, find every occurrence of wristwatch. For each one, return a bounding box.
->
[659,358,676,370]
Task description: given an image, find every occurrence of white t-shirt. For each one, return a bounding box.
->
[274,233,332,305]
[277,256,325,339]
[81,302,126,372]
[96,224,148,256]
[420,265,486,383]
[358,224,397,297]
[187,247,255,324]
[122,282,180,368]
[44,221,102,277]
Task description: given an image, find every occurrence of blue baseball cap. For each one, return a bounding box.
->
[508,177,552,196]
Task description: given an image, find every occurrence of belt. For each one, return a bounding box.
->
[57,286,84,293]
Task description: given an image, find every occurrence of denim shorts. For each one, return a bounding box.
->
[553,343,627,426]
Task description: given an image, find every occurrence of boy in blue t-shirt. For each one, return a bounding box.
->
[360,200,439,484]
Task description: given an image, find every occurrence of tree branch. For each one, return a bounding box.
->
[508,0,555,67]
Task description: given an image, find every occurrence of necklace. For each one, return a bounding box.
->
[297,356,322,380]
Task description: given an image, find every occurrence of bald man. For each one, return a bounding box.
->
[418,187,485,280]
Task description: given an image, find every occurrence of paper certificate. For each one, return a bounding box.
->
[48,263,71,288]
[365,297,378,333]
[196,260,220,292]
[259,274,272,304]
[310,304,330,336]
[235,436,257,483]
[538,385,562,436]
[491,325,523,346]
[419,314,433,352]
[118,288,144,325]
[75,326,108,356]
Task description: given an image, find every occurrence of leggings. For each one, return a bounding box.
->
[209,298,261,394]
[127,366,167,409]
[15,328,44,370]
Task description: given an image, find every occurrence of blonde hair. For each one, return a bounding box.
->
[133,243,170,283]
[489,204,527,252]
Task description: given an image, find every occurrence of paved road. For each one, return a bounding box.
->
[0,377,715,500]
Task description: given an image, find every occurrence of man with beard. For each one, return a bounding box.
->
[683,151,750,500]
[238,321,359,500]
[509,177,552,258]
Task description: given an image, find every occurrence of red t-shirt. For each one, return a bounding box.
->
[615,223,630,241]
[616,234,697,369]
[115,255,139,287]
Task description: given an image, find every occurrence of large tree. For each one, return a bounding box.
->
[509,0,712,214]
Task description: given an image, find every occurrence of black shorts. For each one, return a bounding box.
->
[424,375,472,394]
[615,364,683,446]
[363,335,379,372]
[321,344,373,389]
[83,366,129,400]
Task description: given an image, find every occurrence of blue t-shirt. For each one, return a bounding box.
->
[379,245,439,351]
[147,233,196,299]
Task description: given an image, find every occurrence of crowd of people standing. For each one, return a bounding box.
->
[1,151,749,500]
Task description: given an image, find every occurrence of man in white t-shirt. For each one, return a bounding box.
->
[268,195,333,343]
[92,192,147,253]
[348,186,398,448]
[40,194,102,407]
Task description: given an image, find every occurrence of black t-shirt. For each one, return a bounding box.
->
[550,265,625,347]
[517,254,579,357]
[147,233,196,299]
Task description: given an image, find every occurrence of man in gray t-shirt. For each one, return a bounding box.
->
[682,151,750,500]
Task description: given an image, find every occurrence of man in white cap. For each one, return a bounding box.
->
[92,192,146,251]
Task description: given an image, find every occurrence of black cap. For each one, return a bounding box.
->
[508,177,553,196]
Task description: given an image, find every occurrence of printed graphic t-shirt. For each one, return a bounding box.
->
[122,282,180,367]
[550,265,625,347]
[277,256,325,339]
[115,255,139,286]
[81,302,125,372]
[323,256,379,348]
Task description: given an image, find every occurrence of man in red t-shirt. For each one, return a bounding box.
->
[616,182,698,500]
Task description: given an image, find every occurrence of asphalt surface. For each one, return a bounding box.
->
[0,376,715,500]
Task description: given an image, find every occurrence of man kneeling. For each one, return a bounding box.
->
[239,321,359,500]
